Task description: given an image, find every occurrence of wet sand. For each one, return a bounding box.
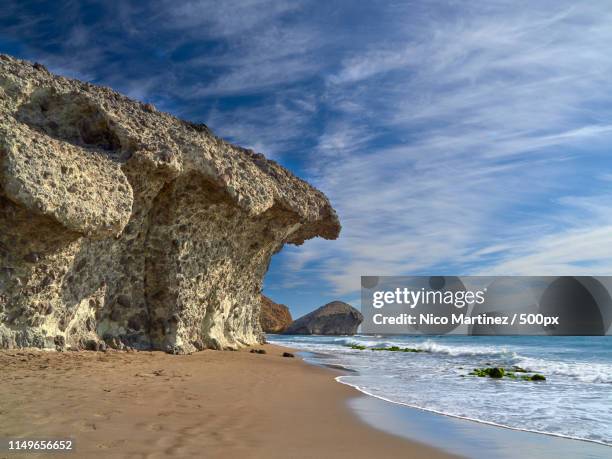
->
[349,394,612,459]
[0,344,454,459]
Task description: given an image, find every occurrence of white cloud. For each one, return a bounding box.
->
[203,92,318,158]
[7,0,612,302]
[164,0,302,36]
[281,1,612,295]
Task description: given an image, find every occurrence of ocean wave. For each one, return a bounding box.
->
[331,337,398,348]
[279,336,612,384]
[401,340,518,359]
[330,336,520,359]
[335,376,612,447]
[517,357,612,384]
[269,334,612,446]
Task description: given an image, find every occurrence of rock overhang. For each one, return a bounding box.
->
[0,54,340,242]
[0,54,340,353]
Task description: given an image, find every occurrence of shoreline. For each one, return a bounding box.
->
[0,344,454,459]
[347,395,612,459]
[336,375,612,448]
[291,346,612,459]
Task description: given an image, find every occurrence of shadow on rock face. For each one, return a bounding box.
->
[16,88,125,154]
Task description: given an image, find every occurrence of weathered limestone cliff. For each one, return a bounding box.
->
[0,55,340,353]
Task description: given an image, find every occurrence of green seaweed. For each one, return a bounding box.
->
[370,346,424,353]
[468,366,546,382]
[469,367,505,378]
[489,367,505,378]
[349,344,367,350]
[347,344,424,352]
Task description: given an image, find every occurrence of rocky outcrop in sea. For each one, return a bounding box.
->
[259,295,292,333]
[0,54,340,353]
[284,301,363,335]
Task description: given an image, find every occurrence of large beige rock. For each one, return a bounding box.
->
[0,55,340,353]
[285,301,363,335]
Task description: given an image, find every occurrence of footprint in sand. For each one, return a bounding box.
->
[97,439,126,450]
[146,423,164,432]
[75,421,98,432]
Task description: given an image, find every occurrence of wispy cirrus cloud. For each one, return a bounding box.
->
[285,1,612,295]
[3,1,612,315]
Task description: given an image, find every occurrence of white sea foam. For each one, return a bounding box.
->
[333,336,520,358]
[517,357,612,384]
[334,375,612,447]
[268,335,612,446]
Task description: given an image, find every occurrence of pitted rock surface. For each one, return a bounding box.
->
[0,54,340,353]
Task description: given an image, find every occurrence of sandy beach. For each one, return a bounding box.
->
[0,345,454,459]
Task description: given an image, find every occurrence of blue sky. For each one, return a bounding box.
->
[3,1,612,318]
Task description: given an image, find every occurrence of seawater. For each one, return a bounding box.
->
[268,335,612,446]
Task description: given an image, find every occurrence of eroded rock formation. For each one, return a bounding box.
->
[0,55,340,353]
[285,301,363,335]
[259,295,292,333]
